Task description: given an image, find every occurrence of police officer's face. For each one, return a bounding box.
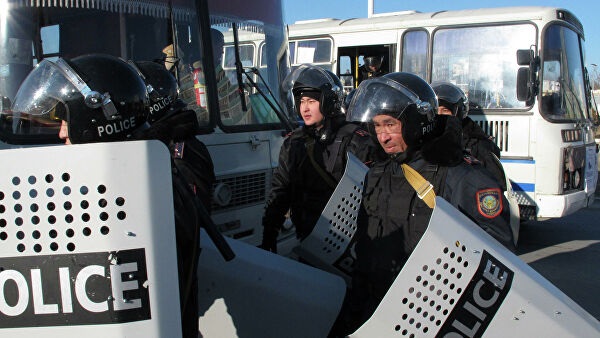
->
[299,96,325,128]
[438,105,454,116]
[58,120,72,145]
[372,115,407,154]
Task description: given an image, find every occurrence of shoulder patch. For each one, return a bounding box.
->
[173,142,184,159]
[476,188,503,218]
[354,128,369,137]
[463,153,481,165]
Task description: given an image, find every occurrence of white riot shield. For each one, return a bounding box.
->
[0,141,182,337]
[293,152,368,282]
[197,229,346,338]
[492,153,520,246]
[352,197,600,337]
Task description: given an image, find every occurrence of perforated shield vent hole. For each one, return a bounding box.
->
[321,184,363,253]
[0,174,128,254]
[395,244,469,336]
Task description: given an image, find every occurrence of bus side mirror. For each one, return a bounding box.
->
[517,49,533,66]
[516,49,539,103]
[516,68,531,102]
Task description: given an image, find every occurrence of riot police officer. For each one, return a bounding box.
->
[260,64,380,253]
[130,60,216,211]
[431,81,506,190]
[331,72,515,336]
[11,54,208,338]
[357,54,385,84]
[131,59,219,338]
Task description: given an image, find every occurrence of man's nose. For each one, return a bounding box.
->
[377,132,391,142]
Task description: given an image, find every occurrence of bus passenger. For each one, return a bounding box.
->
[357,54,385,84]
[331,73,514,336]
[432,81,506,190]
[259,65,380,253]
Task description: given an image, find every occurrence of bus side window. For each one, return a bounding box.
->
[338,55,354,92]
[401,30,428,80]
[295,39,332,64]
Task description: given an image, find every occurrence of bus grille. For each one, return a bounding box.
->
[476,120,509,152]
[211,172,267,211]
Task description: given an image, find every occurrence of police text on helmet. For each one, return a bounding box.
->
[97,116,137,138]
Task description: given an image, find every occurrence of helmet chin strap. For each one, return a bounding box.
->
[305,116,331,143]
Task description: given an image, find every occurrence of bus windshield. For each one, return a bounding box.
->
[0,0,289,144]
[0,0,210,144]
[540,24,587,122]
[431,24,536,110]
[209,0,289,128]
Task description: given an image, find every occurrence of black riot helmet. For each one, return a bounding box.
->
[129,60,180,123]
[342,88,357,114]
[431,81,469,119]
[282,64,344,117]
[346,72,437,149]
[11,54,148,144]
[363,55,384,72]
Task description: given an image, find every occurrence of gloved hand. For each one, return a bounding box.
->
[257,241,277,253]
[258,226,278,253]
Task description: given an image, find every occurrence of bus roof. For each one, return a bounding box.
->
[288,6,583,37]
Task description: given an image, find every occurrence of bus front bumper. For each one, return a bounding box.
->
[535,190,591,219]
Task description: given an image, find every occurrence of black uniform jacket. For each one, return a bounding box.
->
[263,115,379,240]
[354,116,515,293]
[462,116,506,190]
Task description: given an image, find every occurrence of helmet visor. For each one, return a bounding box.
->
[1,60,80,140]
[12,60,81,118]
[346,77,427,123]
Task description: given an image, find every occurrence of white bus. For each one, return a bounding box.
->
[288,6,599,221]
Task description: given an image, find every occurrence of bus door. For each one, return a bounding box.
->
[336,45,395,90]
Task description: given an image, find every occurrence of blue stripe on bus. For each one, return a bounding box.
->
[500,159,535,164]
[511,182,535,192]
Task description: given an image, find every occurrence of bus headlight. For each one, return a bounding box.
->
[562,147,585,192]
[572,169,581,189]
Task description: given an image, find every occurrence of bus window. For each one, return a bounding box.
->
[289,41,296,65]
[212,21,287,128]
[222,43,255,95]
[260,43,268,69]
[224,44,255,69]
[40,25,60,60]
[338,55,354,93]
[431,24,535,110]
[401,29,428,79]
[293,39,332,65]
[541,25,587,122]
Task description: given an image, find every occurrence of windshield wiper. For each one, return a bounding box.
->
[231,23,248,112]
[560,77,586,122]
[243,67,294,133]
